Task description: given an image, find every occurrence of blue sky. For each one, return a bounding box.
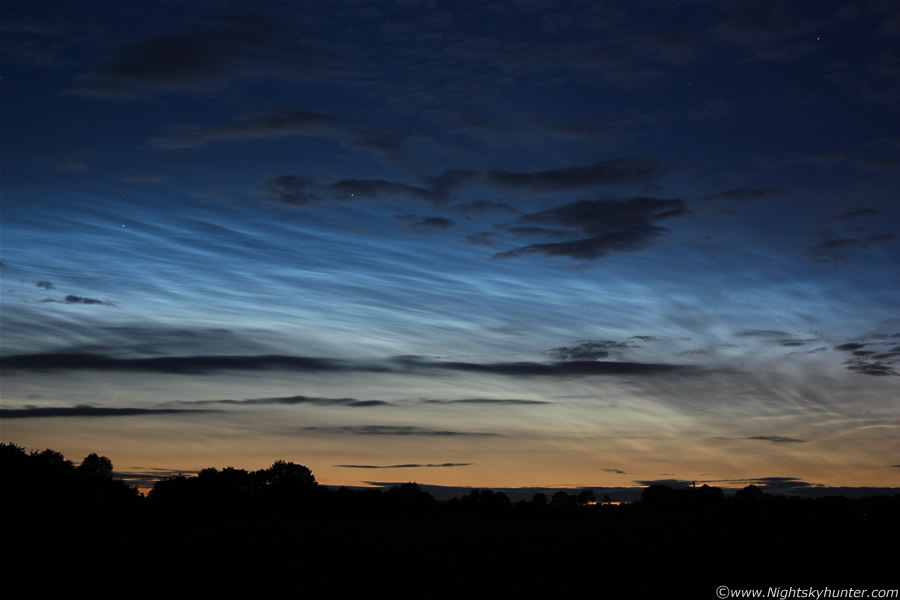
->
[1,0,898,493]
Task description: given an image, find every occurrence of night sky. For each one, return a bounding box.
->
[1,0,898,495]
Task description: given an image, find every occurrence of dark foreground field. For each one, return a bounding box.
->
[6,499,898,598]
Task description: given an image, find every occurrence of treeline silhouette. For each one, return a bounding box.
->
[1,442,140,522]
[3,442,897,596]
[4,442,898,521]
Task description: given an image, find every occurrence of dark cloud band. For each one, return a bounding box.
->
[0,405,216,419]
[1,352,695,378]
[493,196,687,260]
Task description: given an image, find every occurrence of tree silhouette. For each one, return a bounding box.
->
[576,489,596,506]
[78,453,114,481]
[735,484,766,503]
[0,443,139,520]
[256,460,319,509]
[455,488,512,516]
[641,484,676,506]
[148,474,196,511]
[261,460,317,490]
[384,482,436,516]
[193,467,257,511]
[551,490,575,507]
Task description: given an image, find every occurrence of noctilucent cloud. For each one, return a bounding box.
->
[1,0,898,493]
